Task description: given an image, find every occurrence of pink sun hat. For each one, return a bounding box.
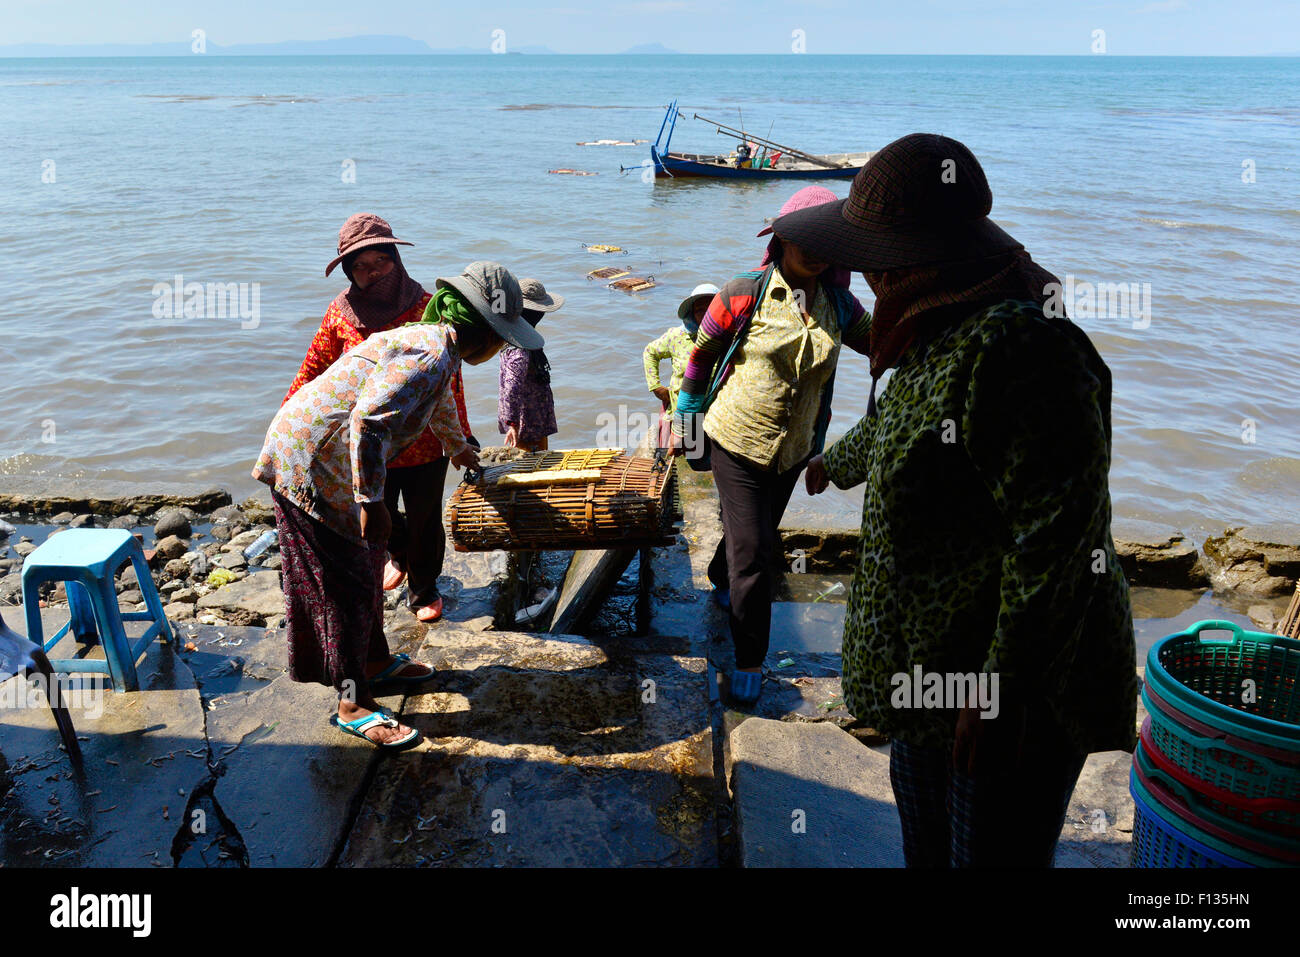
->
[756,185,840,237]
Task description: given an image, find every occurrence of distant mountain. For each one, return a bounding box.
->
[621,43,679,54]
[0,34,494,57]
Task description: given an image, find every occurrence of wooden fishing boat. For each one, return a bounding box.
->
[635,100,873,180]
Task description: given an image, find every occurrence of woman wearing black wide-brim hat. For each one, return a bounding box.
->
[792,133,1137,867]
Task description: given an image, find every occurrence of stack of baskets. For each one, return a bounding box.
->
[1132,619,1300,867]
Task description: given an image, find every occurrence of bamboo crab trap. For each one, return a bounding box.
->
[447,448,681,552]
[1281,583,1300,641]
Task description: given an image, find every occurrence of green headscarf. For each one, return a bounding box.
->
[419,286,481,327]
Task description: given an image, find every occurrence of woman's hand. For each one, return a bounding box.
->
[952,702,1027,775]
[804,454,829,495]
[504,423,519,448]
[450,446,480,472]
[652,386,671,410]
[359,500,391,544]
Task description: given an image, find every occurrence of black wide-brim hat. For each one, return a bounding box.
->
[772,133,1022,271]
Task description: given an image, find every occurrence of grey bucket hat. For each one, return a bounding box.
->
[519,277,565,314]
[435,261,543,351]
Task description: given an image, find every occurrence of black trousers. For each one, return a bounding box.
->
[384,458,450,609]
[710,442,805,669]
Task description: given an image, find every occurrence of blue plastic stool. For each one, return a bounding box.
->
[21,529,174,693]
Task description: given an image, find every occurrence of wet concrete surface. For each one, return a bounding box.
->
[3,461,1271,868]
[339,628,716,867]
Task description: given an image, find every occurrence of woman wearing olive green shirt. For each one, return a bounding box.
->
[784,134,1136,867]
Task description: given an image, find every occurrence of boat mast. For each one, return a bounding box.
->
[693,112,843,170]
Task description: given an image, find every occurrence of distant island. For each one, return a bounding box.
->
[0,34,680,57]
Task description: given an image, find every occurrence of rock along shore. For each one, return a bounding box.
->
[3,482,1298,600]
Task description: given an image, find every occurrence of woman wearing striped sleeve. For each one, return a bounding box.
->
[672,187,871,706]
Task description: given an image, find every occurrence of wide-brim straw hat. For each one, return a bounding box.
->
[325,212,413,277]
[677,283,721,320]
[770,133,1021,271]
[435,261,543,351]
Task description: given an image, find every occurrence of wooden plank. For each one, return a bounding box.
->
[549,546,637,635]
[491,469,602,489]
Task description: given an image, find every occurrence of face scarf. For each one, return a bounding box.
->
[334,246,426,332]
[861,248,1063,414]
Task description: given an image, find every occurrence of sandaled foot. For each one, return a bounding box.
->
[331,708,420,749]
[414,597,444,622]
[382,560,408,591]
[366,652,436,686]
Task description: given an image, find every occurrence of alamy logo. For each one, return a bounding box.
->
[50,887,151,937]
[890,666,1000,719]
[151,274,261,329]
[1042,274,1151,329]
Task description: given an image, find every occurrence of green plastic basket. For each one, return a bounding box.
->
[1143,682,1300,829]
[1145,620,1300,751]
[1136,731,1300,859]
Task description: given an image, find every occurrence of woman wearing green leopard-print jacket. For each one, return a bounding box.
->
[778,133,1137,867]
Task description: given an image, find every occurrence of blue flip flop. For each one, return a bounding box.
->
[368,652,436,688]
[330,709,420,750]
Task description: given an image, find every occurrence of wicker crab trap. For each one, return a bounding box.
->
[447,448,680,552]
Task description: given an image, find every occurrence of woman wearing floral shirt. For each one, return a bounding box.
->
[287,213,480,624]
[253,262,538,749]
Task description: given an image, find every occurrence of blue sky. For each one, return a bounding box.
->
[3,0,1297,55]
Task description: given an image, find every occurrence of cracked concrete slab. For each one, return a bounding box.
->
[171,621,407,867]
[338,627,716,867]
[0,607,206,868]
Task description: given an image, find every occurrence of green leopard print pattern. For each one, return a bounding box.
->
[823,300,1139,753]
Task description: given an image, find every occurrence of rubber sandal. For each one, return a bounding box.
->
[368,652,436,687]
[330,709,420,750]
[730,670,763,705]
[382,560,407,591]
[414,597,444,622]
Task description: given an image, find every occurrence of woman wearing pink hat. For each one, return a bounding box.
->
[284,213,479,624]
[672,187,872,706]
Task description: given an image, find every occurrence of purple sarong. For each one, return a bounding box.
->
[272,492,390,692]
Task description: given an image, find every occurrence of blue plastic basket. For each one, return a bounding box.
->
[1130,767,1253,868]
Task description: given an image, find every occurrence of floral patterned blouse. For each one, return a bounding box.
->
[253,325,469,543]
[497,347,557,447]
[285,294,473,468]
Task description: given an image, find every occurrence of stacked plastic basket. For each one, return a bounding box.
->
[1132,619,1300,867]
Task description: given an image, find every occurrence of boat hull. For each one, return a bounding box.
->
[653,148,862,180]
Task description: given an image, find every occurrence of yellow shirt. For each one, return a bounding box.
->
[704,268,841,472]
